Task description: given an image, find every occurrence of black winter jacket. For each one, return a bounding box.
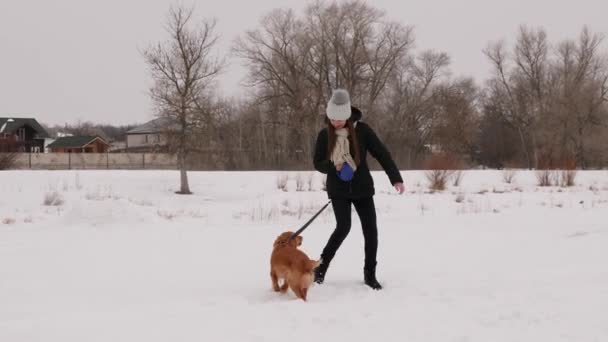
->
[313,107,403,199]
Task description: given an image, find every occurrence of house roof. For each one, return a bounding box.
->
[0,117,49,138]
[47,136,109,149]
[127,117,178,134]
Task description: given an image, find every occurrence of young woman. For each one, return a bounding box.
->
[313,88,405,290]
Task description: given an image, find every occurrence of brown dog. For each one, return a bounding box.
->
[270,231,320,301]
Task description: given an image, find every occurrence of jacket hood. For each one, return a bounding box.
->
[350,106,362,122]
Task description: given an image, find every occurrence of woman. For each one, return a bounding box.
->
[313,88,405,290]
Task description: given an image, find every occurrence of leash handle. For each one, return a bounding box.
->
[288,200,332,241]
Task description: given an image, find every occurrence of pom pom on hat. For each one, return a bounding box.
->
[326,88,352,120]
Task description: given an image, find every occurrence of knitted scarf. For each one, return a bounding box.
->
[331,128,357,171]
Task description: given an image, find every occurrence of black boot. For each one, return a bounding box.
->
[364,266,382,290]
[314,260,329,284]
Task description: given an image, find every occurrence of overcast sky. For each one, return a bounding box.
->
[1,0,607,126]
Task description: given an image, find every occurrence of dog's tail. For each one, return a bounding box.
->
[303,259,322,273]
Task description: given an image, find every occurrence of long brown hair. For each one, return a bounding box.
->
[327,120,361,166]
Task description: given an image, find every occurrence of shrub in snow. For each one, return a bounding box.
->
[502,169,517,184]
[276,173,289,192]
[2,217,16,225]
[74,173,83,190]
[250,202,279,222]
[535,170,556,187]
[43,191,64,206]
[295,173,307,192]
[426,169,451,191]
[557,159,577,187]
[492,187,506,194]
[535,155,555,186]
[424,154,461,191]
[157,210,177,220]
[306,173,314,191]
[559,169,577,187]
[452,170,465,186]
[536,156,577,187]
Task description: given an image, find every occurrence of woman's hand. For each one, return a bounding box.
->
[394,182,405,194]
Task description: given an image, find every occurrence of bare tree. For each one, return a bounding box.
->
[234,8,315,166]
[383,50,450,167]
[479,25,608,169]
[552,28,608,168]
[143,5,224,193]
[483,26,549,169]
[431,77,480,159]
[234,1,413,168]
[304,1,414,115]
[477,94,521,168]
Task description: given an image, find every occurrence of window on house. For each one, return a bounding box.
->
[17,128,26,141]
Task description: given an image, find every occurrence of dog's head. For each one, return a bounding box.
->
[273,231,303,248]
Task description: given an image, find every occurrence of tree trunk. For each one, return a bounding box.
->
[531,131,539,169]
[576,126,587,170]
[517,127,532,169]
[177,147,192,194]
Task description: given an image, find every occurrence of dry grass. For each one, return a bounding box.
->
[306,173,314,192]
[559,170,577,187]
[2,217,16,225]
[558,159,577,187]
[43,191,64,206]
[452,170,465,187]
[502,169,517,184]
[536,157,577,187]
[295,173,308,192]
[157,209,178,220]
[424,154,460,191]
[275,173,289,191]
[425,170,452,191]
[535,170,557,187]
[454,194,465,203]
[250,201,280,222]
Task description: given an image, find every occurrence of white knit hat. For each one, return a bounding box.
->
[326,88,351,120]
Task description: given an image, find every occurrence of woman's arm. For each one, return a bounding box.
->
[313,129,336,174]
[362,123,403,185]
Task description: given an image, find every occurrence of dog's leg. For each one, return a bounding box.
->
[289,283,306,301]
[300,287,308,301]
[280,280,289,293]
[271,270,280,292]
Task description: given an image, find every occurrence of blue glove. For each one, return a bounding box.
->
[337,162,354,182]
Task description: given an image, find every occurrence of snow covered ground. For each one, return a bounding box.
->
[1,169,607,341]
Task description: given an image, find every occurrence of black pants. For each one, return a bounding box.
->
[321,197,378,271]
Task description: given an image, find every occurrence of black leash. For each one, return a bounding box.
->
[288,200,332,241]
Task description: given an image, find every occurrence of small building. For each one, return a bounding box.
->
[109,140,127,152]
[0,117,49,152]
[125,117,176,152]
[47,136,110,153]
